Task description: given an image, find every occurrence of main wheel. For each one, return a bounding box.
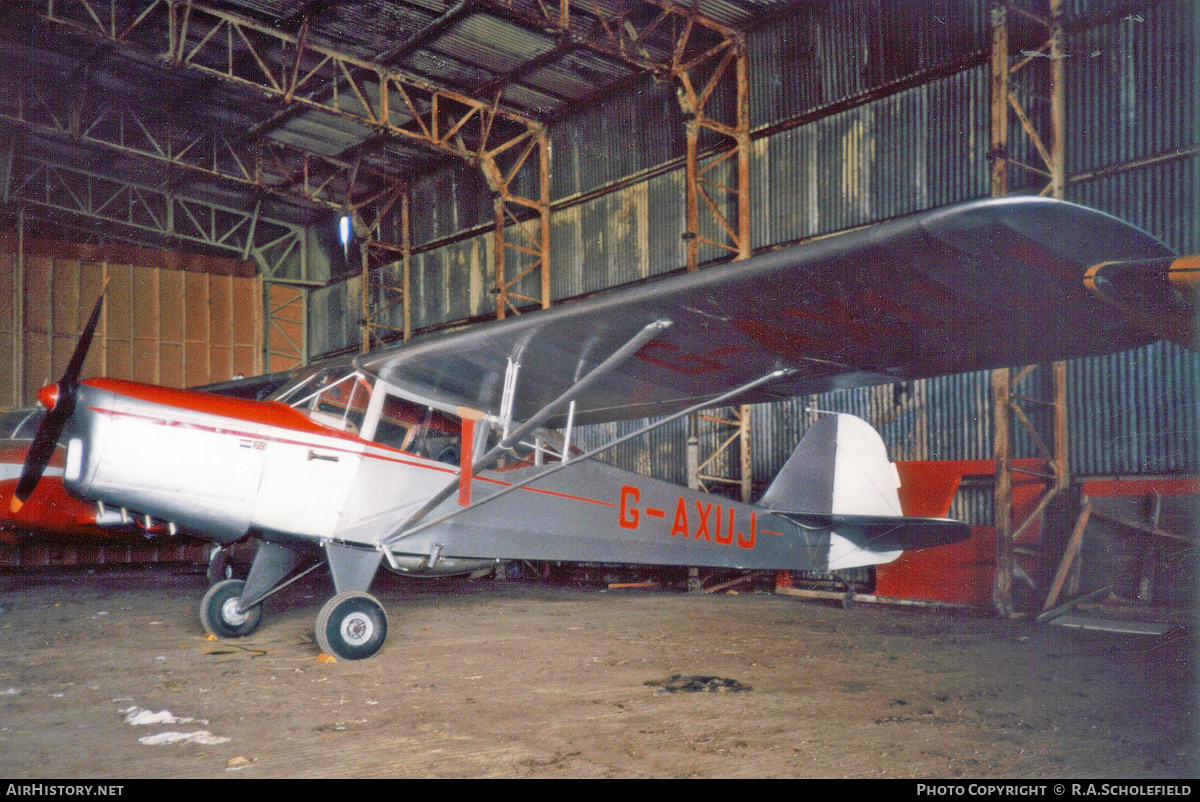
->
[206,545,234,585]
[199,579,263,638]
[315,592,388,661]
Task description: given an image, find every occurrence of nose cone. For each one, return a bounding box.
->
[37,383,60,411]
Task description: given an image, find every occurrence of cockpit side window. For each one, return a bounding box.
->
[278,368,371,434]
[370,393,461,464]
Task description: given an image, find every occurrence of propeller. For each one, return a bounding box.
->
[10,281,108,513]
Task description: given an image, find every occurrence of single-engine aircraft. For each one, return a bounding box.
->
[7,196,1196,660]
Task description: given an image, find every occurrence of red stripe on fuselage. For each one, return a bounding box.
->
[83,378,361,443]
[521,486,615,507]
[85,379,611,508]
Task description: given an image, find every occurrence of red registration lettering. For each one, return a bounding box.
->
[670,498,689,538]
[694,502,714,542]
[737,512,757,550]
[619,485,640,530]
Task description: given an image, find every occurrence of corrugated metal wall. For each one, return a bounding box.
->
[309,0,1198,484]
[1063,0,1199,476]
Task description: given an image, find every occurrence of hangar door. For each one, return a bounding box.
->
[1,246,265,411]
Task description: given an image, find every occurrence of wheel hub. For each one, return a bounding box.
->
[221,597,250,626]
[340,612,374,646]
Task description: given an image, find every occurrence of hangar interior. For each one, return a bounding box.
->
[0,0,1197,622]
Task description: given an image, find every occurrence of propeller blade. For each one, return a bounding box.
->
[10,282,108,513]
[63,278,109,388]
[10,403,71,513]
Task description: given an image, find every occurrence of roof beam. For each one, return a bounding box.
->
[35,0,542,166]
[0,72,401,215]
[472,0,739,77]
[7,150,308,276]
[245,0,483,143]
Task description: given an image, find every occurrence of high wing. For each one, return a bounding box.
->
[357,196,1173,427]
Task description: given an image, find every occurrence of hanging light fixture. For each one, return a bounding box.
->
[339,214,352,263]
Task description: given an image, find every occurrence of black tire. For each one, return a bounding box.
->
[199,579,263,638]
[315,592,388,660]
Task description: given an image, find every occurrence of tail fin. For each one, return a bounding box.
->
[761,414,966,570]
[760,413,903,517]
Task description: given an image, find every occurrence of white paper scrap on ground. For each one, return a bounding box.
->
[122,707,204,726]
[138,731,231,746]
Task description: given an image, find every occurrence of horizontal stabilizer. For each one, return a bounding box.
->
[776,511,970,552]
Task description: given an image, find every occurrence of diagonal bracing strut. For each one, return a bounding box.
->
[379,365,794,553]
[385,318,674,536]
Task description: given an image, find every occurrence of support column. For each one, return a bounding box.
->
[990,0,1069,617]
[13,206,25,408]
[681,38,754,506]
[485,126,552,320]
[359,182,413,353]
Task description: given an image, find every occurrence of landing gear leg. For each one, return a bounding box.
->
[199,539,307,640]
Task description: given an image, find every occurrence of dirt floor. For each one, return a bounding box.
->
[0,565,1194,779]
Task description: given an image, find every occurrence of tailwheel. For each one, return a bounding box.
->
[199,579,263,638]
[315,592,388,661]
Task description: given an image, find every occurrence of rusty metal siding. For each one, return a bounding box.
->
[549,168,687,301]
[551,79,685,200]
[409,234,492,330]
[1063,0,1200,477]
[308,274,359,358]
[411,167,492,247]
[550,180,652,300]
[1068,343,1200,477]
[574,416,689,487]
[1067,0,1195,178]
[753,66,989,247]
[749,0,989,129]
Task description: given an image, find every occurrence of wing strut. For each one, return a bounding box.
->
[482,318,673,466]
[390,318,673,535]
[378,366,793,556]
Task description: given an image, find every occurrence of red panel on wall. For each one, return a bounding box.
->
[876,460,1046,606]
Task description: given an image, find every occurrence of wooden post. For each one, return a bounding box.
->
[989,1,1009,197]
[493,194,506,319]
[402,187,412,342]
[992,368,1013,616]
[684,114,700,273]
[1043,500,1092,612]
[735,41,751,262]
[538,128,551,310]
[14,206,25,407]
